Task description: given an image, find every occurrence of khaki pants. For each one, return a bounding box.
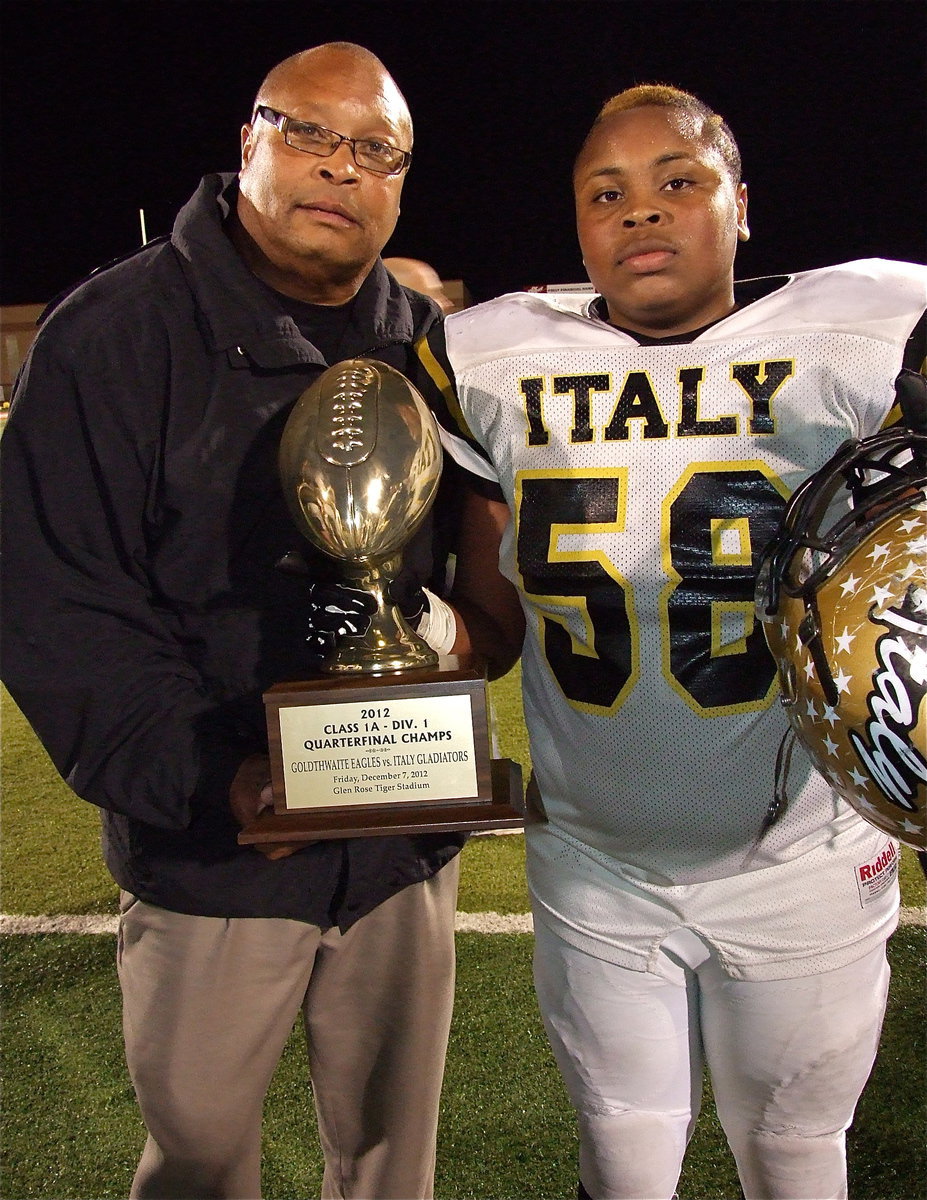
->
[117,858,460,1200]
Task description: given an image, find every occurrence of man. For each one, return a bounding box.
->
[383,257,458,313]
[409,87,926,1199]
[1,43,464,1200]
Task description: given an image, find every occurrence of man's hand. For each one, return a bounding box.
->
[228,753,302,860]
[304,581,378,661]
[304,576,430,662]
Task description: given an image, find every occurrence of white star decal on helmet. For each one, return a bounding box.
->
[835,627,856,654]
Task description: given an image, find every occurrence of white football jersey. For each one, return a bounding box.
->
[414,259,926,971]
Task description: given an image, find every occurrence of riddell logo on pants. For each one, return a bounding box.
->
[855,841,898,906]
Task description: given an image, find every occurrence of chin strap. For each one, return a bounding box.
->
[741,725,797,869]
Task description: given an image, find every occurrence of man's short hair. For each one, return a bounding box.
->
[583,84,742,185]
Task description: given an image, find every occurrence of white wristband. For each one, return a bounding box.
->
[416,588,458,655]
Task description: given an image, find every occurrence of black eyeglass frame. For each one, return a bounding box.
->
[252,105,412,176]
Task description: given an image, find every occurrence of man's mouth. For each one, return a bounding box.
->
[298,202,359,227]
[618,242,676,273]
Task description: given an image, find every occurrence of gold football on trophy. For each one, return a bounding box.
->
[279,359,443,674]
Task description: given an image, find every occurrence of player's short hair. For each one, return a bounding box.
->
[579,84,742,185]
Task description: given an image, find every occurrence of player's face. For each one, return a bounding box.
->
[237,51,410,301]
[574,107,748,336]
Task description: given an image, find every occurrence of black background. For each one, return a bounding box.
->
[2,0,924,306]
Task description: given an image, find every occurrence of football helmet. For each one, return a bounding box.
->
[756,371,927,850]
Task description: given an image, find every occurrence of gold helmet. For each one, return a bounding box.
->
[756,372,927,850]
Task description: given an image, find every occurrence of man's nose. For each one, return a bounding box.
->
[622,207,663,228]
[317,142,361,183]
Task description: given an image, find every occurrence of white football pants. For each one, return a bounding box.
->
[533,921,890,1200]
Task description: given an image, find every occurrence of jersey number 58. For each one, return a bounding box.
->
[515,465,789,717]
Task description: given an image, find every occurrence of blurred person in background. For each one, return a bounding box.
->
[384,255,459,312]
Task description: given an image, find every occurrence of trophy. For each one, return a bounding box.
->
[238,359,524,844]
[280,357,441,675]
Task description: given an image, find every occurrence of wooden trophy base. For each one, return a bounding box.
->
[239,757,524,842]
[238,655,524,844]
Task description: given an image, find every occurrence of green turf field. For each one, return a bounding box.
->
[2,676,925,1199]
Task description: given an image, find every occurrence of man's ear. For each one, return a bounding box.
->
[240,123,255,169]
[736,181,750,242]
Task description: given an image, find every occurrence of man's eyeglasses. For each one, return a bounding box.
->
[253,105,411,176]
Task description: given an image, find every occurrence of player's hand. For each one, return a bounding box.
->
[228,753,302,860]
[387,572,429,626]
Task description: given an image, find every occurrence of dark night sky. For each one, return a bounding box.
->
[2,0,925,307]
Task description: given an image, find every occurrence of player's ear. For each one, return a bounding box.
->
[736,182,750,242]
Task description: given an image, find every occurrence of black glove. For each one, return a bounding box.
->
[387,570,429,627]
[303,573,433,663]
[304,581,377,660]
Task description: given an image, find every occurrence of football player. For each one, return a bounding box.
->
[407,87,926,1200]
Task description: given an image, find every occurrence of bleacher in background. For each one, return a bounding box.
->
[1,304,45,413]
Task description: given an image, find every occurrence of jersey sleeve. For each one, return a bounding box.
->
[410,322,505,501]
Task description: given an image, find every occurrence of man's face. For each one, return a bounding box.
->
[237,52,411,302]
[574,106,748,336]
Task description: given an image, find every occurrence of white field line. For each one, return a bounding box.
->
[0,911,534,936]
[1,908,923,936]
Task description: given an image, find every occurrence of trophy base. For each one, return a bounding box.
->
[241,655,524,844]
[238,758,524,842]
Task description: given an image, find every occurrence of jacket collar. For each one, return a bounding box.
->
[170,173,417,369]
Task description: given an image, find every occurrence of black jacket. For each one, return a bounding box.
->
[0,173,465,928]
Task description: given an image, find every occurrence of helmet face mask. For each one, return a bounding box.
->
[756,419,927,850]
